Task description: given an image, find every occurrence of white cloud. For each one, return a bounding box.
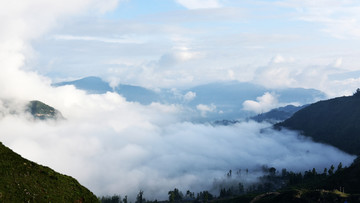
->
[277,0,360,40]
[243,92,279,114]
[53,34,144,44]
[0,113,355,200]
[334,58,343,68]
[253,64,296,88]
[184,91,196,102]
[158,51,200,68]
[175,0,222,9]
[196,103,216,116]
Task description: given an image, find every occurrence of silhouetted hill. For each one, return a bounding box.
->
[276,92,360,155]
[0,142,98,202]
[251,105,306,123]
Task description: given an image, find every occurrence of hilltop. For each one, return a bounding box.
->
[26,100,64,120]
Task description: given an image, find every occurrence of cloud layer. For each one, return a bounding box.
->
[0,108,355,200]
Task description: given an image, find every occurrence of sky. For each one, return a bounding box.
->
[0,0,359,200]
[25,0,360,97]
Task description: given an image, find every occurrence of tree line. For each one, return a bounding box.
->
[99,162,347,203]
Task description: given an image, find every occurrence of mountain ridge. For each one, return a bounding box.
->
[276,90,360,155]
[53,76,326,121]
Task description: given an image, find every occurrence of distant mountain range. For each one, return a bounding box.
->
[213,104,305,126]
[53,76,326,121]
[276,90,360,155]
[54,76,160,104]
[0,141,97,202]
[251,105,307,123]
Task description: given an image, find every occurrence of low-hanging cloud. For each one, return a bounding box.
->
[0,101,355,200]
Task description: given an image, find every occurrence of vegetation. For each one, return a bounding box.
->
[276,92,360,155]
[0,141,98,202]
[99,158,360,202]
[26,100,64,120]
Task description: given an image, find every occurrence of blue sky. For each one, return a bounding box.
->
[16,0,360,96]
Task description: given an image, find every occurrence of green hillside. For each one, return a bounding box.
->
[26,100,64,120]
[0,142,98,202]
[276,90,360,155]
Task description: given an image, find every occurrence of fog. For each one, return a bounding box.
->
[0,96,355,200]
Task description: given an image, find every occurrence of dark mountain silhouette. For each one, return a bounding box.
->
[0,142,98,202]
[276,90,360,155]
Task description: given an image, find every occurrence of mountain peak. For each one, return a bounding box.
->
[26,100,64,120]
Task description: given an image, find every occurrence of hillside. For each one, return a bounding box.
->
[26,100,64,120]
[250,158,360,202]
[276,91,360,155]
[0,141,98,202]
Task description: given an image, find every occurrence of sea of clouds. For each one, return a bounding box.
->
[0,96,355,200]
[0,0,356,201]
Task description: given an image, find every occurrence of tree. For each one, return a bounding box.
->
[281,168,287,177]
[337,162,343,171]
[197,191,213,203]
[168,188,183,202]
[328,165,335,175]
[323,168,328,176]
[136,190,145,203]
[269,167,276,176]
[185,190,195,199]
[238,182,245,194]
[354,88,360,96]
[227,170,232,178]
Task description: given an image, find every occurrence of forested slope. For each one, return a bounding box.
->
[276,91,360,155]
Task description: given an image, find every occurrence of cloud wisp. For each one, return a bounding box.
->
[175,0,223,10]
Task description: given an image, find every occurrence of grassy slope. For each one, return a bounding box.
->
[0,142,98,202]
